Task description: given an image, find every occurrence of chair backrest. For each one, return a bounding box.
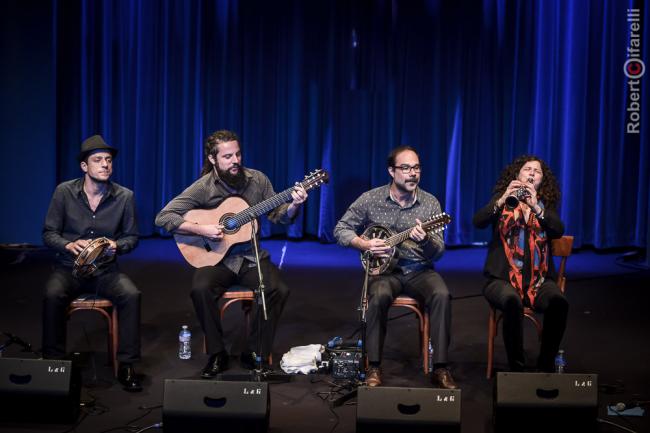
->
[551,235,573,292]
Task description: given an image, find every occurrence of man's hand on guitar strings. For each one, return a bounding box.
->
[365,238,391,257]
[198,224,225,241]
[409,218,428,242]
[287,184,308,217]
[290,184,308,205]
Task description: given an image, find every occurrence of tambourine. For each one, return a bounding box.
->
[72,237,113,278]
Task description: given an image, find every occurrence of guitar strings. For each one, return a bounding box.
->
[226,173,324,229]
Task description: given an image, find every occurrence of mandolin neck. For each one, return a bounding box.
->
[384,218,443,247]
[385,229,411,247]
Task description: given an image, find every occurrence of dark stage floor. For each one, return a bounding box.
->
[1,239,649,433]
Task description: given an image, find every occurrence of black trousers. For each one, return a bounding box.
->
[484,278,568,372]
[42,265,141,363]
[366,268,451,365]
[190,258,290,357]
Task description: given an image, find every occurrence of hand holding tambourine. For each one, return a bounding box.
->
[72,237,114,278]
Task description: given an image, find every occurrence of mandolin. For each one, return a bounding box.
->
[360,212,451,275]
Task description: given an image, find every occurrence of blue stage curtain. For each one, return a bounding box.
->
[52,0,649,248]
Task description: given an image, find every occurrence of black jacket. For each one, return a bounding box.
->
[472,194,565,282]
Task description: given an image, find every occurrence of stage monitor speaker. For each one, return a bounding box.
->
[494,372,598,433]
[163,379,270,433]
[0,358,81,423]
[356,386,461,433]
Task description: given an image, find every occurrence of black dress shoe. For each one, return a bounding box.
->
[201,351,229,379]
[117,363,143,392]
[240,352,268,370]
[431,367,458,390]
[366,366,382,387]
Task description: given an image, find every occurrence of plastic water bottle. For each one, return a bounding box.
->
[178,325,191,360]
[327,336,343,348]
[554,349,566,373]
[428,340,434,372]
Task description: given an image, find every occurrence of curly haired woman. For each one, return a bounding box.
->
[473,155,568,372]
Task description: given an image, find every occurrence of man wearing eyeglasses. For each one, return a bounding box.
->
[334,146,456,389]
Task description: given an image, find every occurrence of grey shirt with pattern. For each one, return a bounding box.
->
[155,168,294,273]
[333,184,445,274]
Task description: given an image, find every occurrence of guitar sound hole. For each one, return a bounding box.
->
[223,218,237,231]
[220,215,240,234]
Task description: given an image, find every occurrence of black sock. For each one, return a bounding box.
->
[368,361,381,368]
[433,363,447,370]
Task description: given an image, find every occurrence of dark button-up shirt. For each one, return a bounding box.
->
[42,178,139,268]
[155,168,294,273]
[334,184,446,274]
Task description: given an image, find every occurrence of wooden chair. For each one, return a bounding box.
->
[390,295,430,374]
[486,235,574,378]
[203,287,272,365]
[66,295,118,377]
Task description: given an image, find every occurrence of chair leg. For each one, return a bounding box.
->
[423,310,430,375]
[416,310,427,374]
[216,298,275,366]
[391,303,428,374]
[105,311,113,367]
[487,307,497,379]
[111,307,119,377]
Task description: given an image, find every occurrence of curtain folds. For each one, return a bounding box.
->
[53,0,649,248]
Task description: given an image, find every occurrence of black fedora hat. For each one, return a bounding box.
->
[78,135,118,162]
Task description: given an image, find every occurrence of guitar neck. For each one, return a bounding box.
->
[221,169,328,231]
[232,188,294,226]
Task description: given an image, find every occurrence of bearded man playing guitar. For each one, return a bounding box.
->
[334,146,456,390]
[155,130,309,378]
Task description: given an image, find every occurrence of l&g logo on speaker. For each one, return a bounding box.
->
[243,387,262,395]
[47,366,66,373]
[436,394,455,402]
[573,379,593,388]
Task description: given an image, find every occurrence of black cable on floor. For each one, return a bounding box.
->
[311,376,360,433]
[58,412,88,433]
[326,403,341,433]
[96,403,163,433]
[125,404,163,427]
[597,418,639,433]
[133,423,163,433]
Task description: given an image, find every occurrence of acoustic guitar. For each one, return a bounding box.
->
[360,212,451,275]
[174,169,329,267]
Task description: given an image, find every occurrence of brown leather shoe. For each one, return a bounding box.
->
[432,367,457,389]
[366,366,382,387]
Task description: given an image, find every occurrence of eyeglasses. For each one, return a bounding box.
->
[393,164,421,173]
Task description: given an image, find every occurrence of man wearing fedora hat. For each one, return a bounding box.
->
[42,134,143,392]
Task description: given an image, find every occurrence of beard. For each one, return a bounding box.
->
[216,165,247,190]
[394,176,419,193]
